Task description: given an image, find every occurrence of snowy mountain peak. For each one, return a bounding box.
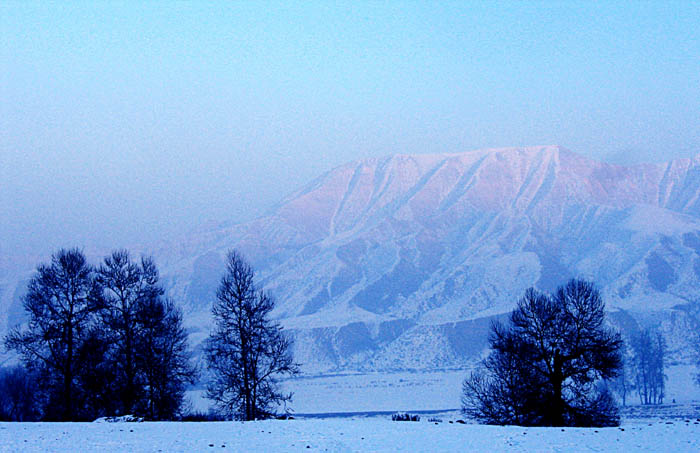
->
[264,146,699,250]
[4,146,700,372]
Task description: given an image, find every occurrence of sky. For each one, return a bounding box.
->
[1,1,699,264]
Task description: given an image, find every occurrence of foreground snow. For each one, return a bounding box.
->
[2,416,699,453]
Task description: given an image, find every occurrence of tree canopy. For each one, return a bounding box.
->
[463,279,623,427]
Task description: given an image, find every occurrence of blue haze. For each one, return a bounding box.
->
[1,1,699,263]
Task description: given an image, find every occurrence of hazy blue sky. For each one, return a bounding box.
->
[1,2,699,261]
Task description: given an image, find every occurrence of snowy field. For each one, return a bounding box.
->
[2,416,700,453]
[185,369,470,415]
[286,369,467,414]
[283,365,700,415]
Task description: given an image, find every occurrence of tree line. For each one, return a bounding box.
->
[1,248,298,422]
[0,249,686,427]
[611,328,666,406]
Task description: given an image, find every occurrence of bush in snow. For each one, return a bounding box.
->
[93,414,144,423]
[180,410,227,422]
[0,365,40,421]
[392,412,420,421]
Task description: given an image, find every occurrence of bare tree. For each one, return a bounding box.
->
[96,250,164,414]
[205,251,299,420]
[462,325,541,426]
[76,326,118,418]
[4,248,101,420]
[462,279,622,427]
[631,328,666,405]
[134,297,196,420]
[609,347,634,406]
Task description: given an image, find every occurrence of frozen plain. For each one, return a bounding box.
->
[1,416,699,453]
[186,365,700,414]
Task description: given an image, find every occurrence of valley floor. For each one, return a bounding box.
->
[283,365,700,414]
[2,414,700,453]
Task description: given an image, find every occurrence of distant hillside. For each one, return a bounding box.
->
[4,146,700,372]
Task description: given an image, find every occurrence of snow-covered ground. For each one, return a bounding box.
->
[2,416,699,453]
[184,369,467,414]
[187,365,700,415]
[287,369,467,414]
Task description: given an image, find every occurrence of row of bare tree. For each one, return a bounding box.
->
[2,250,686,425]
[2,249,195,421]
[2,249,298,422]
[611,329,666,406]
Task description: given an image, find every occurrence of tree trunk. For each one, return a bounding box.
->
[65,320,74,421]
[551,350,565,426]
[125,321,134,414]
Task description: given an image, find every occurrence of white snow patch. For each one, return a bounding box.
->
[2,417,699,452]
[624,204,700,235]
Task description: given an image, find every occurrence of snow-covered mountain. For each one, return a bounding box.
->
[3,146,700,372]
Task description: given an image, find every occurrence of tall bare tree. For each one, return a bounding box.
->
[4,248,101,420]
[135,297,196,420]
[96,250,164,414]
[609,347,634,406]
[205,251,299,420]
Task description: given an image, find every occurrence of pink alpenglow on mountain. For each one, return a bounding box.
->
[3,146,700,372]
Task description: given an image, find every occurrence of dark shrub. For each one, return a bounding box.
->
[180,409,227,422]
[392,412,420,421]
[0,365,41,421]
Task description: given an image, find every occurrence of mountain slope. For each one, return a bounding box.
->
[4,146,700,372]
[142,146,700,372]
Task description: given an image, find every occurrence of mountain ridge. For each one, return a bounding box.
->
[154,145,700,319]
[3,145,700,372]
